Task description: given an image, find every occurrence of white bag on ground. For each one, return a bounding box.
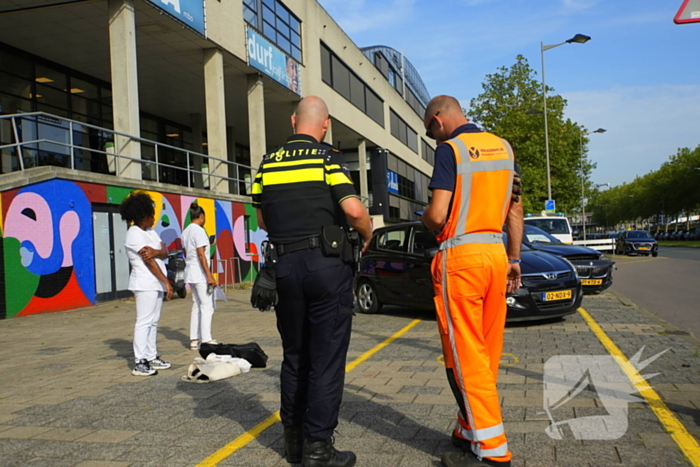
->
[182,356,251,383]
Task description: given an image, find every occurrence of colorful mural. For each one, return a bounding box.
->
[0,178,263,319]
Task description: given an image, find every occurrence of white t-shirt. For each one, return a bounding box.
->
[182,223,210,284]
[125,226,167,292]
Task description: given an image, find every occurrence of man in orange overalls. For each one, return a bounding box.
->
[420,96,523,467]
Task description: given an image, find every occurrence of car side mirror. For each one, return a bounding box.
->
[424,247,439,259]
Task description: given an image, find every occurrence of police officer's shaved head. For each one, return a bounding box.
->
[424,95,468,143]
[292,96,331,143]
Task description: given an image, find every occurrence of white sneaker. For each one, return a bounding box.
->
[132,359,157,376]
[149,357,172,370]
[190,340,199,350]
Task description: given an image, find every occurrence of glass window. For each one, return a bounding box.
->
[390,111,399,138]
[0,71,33,100]
[366,88,384,127]
[289,17,300,33]
[263,21,276,40]
[291,31,301,47]
[36,84,68,110]
[349,72,365,112]
[407,126,418,153]
[36,65,66,91]
[69,77,98,100]
[243,6,257,25]
[320,45,332,84]
[262,5,275,23]
[276,34,291,54]
[331,55,350,100]
[0,92,33,114]
[276,2,290,24]
[276,18,290,39]
[243,0,255,7]
[291,47,301,62]
[377,228,407,252]
[262,0,274,8]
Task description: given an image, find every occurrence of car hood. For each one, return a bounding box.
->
[526,242,600,259]
[521,250,574,275]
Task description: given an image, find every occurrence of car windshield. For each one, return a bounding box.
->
[627,230,651,239]
[525,218,570,235]
[523,225,562,244]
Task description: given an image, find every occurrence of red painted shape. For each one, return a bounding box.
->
[16,270,93,317]
[217,229,235,284]
[74,182,106,204]
[162,192,182,226]
[1,188,20,222]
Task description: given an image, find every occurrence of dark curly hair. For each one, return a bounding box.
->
[119,191,155,225]
[189,201,205,221]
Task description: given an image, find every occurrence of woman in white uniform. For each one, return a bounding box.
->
[120,191,173,376]
[181,202,218,350]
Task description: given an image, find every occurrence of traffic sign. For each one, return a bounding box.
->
[545,199,556,212]
[674,0,700,24]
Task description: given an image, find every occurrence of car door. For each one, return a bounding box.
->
[372,226,412,302]
[403,225,438,306]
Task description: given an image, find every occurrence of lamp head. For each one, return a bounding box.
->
[567,34,591,44]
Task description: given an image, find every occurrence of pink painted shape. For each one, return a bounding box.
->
[233,216,251,261]
[4,192,53,260]
[59,210,80,267]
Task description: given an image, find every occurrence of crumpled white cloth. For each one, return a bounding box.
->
[204,353,252,372]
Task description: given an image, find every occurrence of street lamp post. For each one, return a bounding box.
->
[541,33,591,202]
[579,127,606,241]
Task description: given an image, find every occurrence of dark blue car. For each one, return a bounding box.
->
[355,223,583,322]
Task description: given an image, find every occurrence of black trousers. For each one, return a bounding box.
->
[274,247,355,441]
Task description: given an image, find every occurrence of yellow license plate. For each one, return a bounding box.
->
[582,279,603,286]
[639,246,649,250]
[542,290,572,301]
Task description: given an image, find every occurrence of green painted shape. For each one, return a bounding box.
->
[162,214,170,226]
[106,186,133,205]
[3,237,39,317]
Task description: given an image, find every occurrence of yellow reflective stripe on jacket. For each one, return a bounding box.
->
[325,172,352,186]
[262,167,325,186]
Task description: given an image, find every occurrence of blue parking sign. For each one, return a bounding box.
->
[545,199,556,211]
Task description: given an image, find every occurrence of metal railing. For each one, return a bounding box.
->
[0,112,255,195]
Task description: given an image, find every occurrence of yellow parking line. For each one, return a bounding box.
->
[196,317,424,467]
[578,307,700,466]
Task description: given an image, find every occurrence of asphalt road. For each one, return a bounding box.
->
[611,246,700,339]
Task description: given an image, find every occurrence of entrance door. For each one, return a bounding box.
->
[93,204,131,302]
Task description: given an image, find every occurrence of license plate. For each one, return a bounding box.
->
[542,290,572,301]
[582,279,603,286]
[639,246,649,250]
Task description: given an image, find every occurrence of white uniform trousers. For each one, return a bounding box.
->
[189,282,215,342]
[133,290,164,362]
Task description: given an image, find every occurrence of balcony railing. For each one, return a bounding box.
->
[0,112,254,195]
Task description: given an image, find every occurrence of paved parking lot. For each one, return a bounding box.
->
[0,288,698,466]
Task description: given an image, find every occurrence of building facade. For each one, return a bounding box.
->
[0,0,435,318]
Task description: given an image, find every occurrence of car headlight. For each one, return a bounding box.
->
[506,297,516,307]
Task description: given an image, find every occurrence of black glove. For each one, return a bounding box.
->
[512,172,523,203]
[250,266,278,311]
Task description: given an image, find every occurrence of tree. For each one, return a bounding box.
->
[469,55,592,215]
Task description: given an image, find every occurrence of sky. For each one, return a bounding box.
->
[317,0,700,189]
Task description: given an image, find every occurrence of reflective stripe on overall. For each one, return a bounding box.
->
[432,132,514,462]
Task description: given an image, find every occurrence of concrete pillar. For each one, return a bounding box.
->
[108,0,141,180]
[203,48,228,193]
[190,113,204,189]
[358,138,369,206]
[247,74,266,170]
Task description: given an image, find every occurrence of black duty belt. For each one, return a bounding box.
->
[275,236,320,256]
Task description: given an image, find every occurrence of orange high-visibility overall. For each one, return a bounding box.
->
[431,131,515,462]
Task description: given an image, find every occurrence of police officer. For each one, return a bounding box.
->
[251,96,372,467]
[420,95,523,467]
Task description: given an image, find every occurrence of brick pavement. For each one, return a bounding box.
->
[0,288,698,466]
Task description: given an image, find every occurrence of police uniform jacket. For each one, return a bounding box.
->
[251,134,357,244]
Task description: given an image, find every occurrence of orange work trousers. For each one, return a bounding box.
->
[431,242,511,462]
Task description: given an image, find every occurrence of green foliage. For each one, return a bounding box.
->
[588,146,700,228]
[469,55,595,214]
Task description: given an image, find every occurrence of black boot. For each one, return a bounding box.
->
[283,426,304,464]
[442,450,511,467]
[301,438,356,467]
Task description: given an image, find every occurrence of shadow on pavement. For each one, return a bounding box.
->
[159,325,190,349]
[104,338,133,364]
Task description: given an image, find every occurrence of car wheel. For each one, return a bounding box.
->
[356,280,382,314]
[177,287,187,299]
[652,252,658,257]
[625,245,633,256]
